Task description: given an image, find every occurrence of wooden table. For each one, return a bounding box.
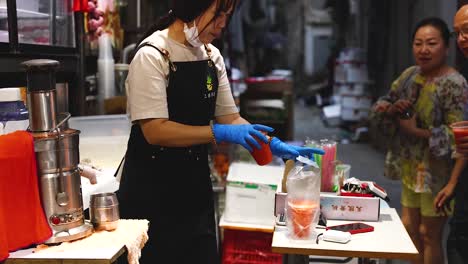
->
[5,246,126,264]
[5,219,148,264]
[272,208,419,263]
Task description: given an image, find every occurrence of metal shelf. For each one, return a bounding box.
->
[0,6,48,18]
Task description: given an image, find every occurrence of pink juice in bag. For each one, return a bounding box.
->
[287,199,319,239]
[286,156,321,240]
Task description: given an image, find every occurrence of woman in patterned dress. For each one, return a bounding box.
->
[371,17,468,264]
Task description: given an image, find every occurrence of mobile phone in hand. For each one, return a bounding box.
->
[326,222,374,234]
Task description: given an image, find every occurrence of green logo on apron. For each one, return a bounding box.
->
[207,75,213,91]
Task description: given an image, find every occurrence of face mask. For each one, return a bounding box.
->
[183,21,204,47]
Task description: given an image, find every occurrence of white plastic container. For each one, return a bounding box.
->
[0,88,29,135]
[97,34,115,114]
[224,162,284,226]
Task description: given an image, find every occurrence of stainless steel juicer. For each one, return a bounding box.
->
[22,59,93,243]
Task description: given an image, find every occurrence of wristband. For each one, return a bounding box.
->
[209,120,217,146]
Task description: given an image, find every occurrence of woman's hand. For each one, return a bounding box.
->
[269,137,325,160]
[398,113,417,134]
[212,124,273,152]
[373,101,392,113]
[456,136,468,155]
[433,182,456,216]
[391,99,412,115]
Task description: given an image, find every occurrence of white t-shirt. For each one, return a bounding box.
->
[126,29,239,122]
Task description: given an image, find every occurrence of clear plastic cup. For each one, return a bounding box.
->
[450,121,468,144]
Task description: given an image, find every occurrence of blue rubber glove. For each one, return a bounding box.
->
[213,124,274,152]
[269,137,325,160]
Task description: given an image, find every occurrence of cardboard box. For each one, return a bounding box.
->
[224,162,284,226]
[320,193,380,221]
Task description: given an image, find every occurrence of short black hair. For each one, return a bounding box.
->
[412,17,450,46]
[138,0,238,46]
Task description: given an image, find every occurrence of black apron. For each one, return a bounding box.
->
[117,43,219,264]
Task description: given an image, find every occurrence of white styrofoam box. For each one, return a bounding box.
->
[320,193,380,221]
[334,64,347,83]
[341,95,372,109]
[323,104,341,119]
[341,108,370,121]
[334,62,369,83]
[335,83,367,96]
[322,104,342,127]
[336,48,367,63]
[3,120,29,134]
[0,88,21,102]
[224,162,285,226]
[245,99,285,110]
[271,69,293,78]
[347,65,369,83]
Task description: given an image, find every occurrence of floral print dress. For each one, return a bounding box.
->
[372,66,468,194]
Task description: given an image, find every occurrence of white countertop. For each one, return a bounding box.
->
[272,208,418,261]
[6,219,149,264]
[69,115,131,209]
[69,114,130,170]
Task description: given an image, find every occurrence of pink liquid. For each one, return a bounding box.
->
[287,199,319,238]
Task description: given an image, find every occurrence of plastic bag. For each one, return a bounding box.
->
[286,156,321,240]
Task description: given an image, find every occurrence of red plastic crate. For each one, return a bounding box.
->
[222,229,282,264]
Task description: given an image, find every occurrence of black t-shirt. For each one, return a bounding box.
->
[451,166,468,226]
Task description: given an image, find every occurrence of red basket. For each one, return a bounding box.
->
[222,229,282,264]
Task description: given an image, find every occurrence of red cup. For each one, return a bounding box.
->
[250,137,273,166]
[451,121,468,144]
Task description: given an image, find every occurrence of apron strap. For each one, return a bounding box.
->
[137,42,177,72]
[114,156,125,182]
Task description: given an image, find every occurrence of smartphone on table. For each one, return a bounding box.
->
[326,222,374,234]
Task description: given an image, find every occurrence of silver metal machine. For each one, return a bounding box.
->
[22,59,93,243]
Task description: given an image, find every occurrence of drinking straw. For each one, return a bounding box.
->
[320,139,337,192]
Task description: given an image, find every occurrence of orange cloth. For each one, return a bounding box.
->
[0,131,52,261]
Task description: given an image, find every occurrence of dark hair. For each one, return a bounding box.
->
[137,0,238,46]
[412,17,450,46]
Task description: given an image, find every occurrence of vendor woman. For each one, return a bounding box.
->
[116,0,325,262]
